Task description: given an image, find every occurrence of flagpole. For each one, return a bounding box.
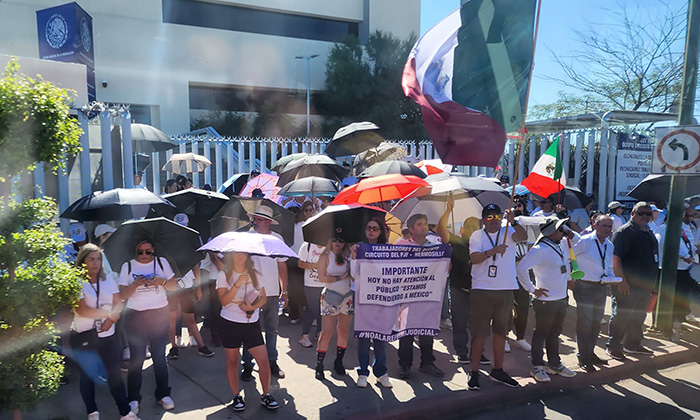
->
[503,0,543,245]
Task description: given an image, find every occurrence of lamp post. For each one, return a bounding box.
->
[295,54,319,137]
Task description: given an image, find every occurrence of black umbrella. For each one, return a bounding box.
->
[161,189,230,219]
[277,155,349,187]
[60,188,175,222]
[278,177,340,197]
[102,217,203,278]
[130,123,177,153]
[271,153,309,173]
[209,196,295,246]
[219,173,252,197]
[358,160,427,179]
[301,204,386,246]
[549,186,592,210]
[627,174,700,203]
[324,122,386,158]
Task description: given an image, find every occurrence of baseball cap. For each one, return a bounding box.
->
[94,224,116,238]
[608,201,624,211]
[482,204,502,217]
[174,213,190,226]
[69,223,87,242]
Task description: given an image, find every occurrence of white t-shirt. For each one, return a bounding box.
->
[611,214,625,232]
[250,231,287,296]
[323,253,352,294]
[532,209,554,218]
[179,270,196,288]
[119,258,175,311]
[569,208,589,231]
[298,242,325,287]
[469,227,519,290]
[73,278,119,337]
[217,271,261,323]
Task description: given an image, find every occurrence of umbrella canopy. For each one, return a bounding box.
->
[102,217,203,278]
[160,189,230,218]
[240,173,283,203]
[357,160,427,179]
[162,153,212,174]
[219,173,251,198]
[352,142,408,176]
[130,123,177,153]
[505,184,530,197]
[210,196,295,245]
[549,187,592,210]
[271,153,309,173]
[277,154,349,187]
[199,231,298,258]
[278,176,340,197]
[60,188,175,222]
[332,174,430,205]
[324,121,386,158]
[628,174,700,203]
[416,159,453,175]
[302,204,387,246]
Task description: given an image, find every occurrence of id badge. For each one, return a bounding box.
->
[488,265,498,278]
[654,253,659,263]
[94,319,103,331]
[560,265,567,274]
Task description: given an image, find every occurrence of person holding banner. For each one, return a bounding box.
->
[517,217,577,383]
[314,235,354,380]
[467,204,527,390]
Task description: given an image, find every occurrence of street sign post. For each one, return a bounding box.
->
[652,126,700,174]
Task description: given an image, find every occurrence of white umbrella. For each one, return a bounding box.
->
[198,231,298,258]
[162,153,212,174]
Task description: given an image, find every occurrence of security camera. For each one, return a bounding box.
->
[101,80,108,88]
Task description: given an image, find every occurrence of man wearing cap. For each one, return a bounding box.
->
[242,205,288,380]
[607,202,658,360]
[64,222,89,263]
[571,215,614,372]
[608,201,625,232]
[467,204,527,390]
[517,216,577,382]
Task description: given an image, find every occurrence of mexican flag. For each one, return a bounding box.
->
[402,0,537,167]
[521,137,566,198]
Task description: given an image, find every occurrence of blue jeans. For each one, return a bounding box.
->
[450,286,470,358]
[531,298,567,367]
[302,286,323,336]
[608,286,651,350]
[126,307,171,401]
[573,281,606,361]
[243,295,279,367]
[357,338,387,377]
[76,334,130,416]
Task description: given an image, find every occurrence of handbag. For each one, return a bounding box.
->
[70,329,99,349]
[322,288,351,307]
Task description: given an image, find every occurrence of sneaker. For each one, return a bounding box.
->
[88,411,100,420]
[158,396,175,410]
[145,347,151,359]
[531,365,550,383]
[504,340,511,353]
[176,336,187,348]
[479,355,491,365]
[457,354,470,364]
[122,347,131,361]
[357,375,369,388]
[270,361,286,378]
[290,318,299,325]
[298,335,313,348]
[440,319,453,330]
[333,358,346,375]
[512,339,532,352]
[419,363,444,377]
[231,394,245,411]
[198,346,214,357]
[315,363,325,380]
[129,400,139,415]
[546,363,577,378]
[241,365,254,382]
[467,371,480,390]
[167,347,179,360]
[686,313,698,323]
[606,347,627,361]
[120,411,140,420]
[623,345,653,356]
[376,373,393,388]
[591,353,609,365]
[489,368,520,388]
[578,360,597,373]
[260,393,279,410]
[399,365,411,379]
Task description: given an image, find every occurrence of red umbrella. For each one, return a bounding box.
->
[332,174,429,205]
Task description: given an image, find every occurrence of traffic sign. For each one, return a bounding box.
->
[652,125,700,174]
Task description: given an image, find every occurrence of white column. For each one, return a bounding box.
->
[248,141,256,172]
[152,152,160,193]
[204,140,211,186]
[33,162,45,198]
[586,131,596,195]
[261,141,268,172]
[598,129,608,205]
[78,111,91,195]
[271,142,278,168]
[319,141,326,154]
[57,163,69,219]
[238,140,245,173]
[528,136,537,174]
[562,133,571,183]
[507,140,515,181]
[292,141,299,154]
[215,142,223,190]
[192,141,200,188]
[227,142,234,177]
[121,112,134,188]
[167,148,175,179]
[607,130,617,204]
[100,111,113,190]
[574,132,584,188]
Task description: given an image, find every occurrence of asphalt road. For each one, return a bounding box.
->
[463,362,700,420]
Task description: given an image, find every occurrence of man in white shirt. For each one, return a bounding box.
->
[517,216,577,383]
[467,204,527,390]
[674,207,698,330]
[571,215,614,372]
[531,197,554,218]
[241,205,289,380]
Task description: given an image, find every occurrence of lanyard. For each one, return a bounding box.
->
[88,280,101,308]
[594,238,607,272]
[484,229,501,262]
[681,229,691,251]
[541,239,565,264]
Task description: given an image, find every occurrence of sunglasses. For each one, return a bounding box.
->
[366,226,381,232]
[485,214,503,221]
[137,250,154,256]
[636,211,653,217]
[332,238,346,243]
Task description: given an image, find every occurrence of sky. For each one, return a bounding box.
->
[419,0,690,117]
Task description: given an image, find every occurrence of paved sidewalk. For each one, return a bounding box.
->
[7,295,700,420]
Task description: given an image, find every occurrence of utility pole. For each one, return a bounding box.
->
[295,54,319,137]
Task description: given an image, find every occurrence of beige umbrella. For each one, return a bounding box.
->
[162,153,212,174]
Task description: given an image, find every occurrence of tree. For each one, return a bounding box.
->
[539,1,686,118]
[317,31,427,140]
[528,91,611,120]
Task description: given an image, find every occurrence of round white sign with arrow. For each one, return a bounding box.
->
[652,126,700,174]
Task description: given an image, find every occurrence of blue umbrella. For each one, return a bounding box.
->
[505,184,529,197]
[219,173,251,197]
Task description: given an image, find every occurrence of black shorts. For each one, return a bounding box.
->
[167,288,196,314]
[220,319,265,349]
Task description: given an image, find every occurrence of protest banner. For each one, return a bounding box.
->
[353,243,451,341]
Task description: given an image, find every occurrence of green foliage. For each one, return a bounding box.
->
[528,91,611,121]
[318,31,426,139]
[0,197,84,410]
[0,59,83,181]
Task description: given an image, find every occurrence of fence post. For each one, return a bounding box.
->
[574,131,583,189]
[261,140,267,172]
[606,129,617,204]
[586,130,596,195]
[78,111,91,195]
[562,133,571,183]
[238,139,245,174]
[271,141,278,169]
[100,110,113,190]
[528,136,536,175]
[227,142,234,178]
[192,140,200,188]
[215,142,223,190]
[204,140,211,186]
[152,152,160,193]
[598,129,608,207]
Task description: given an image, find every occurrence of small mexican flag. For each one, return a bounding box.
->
[521,137,566,198]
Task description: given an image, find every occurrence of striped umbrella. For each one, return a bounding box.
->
[161,153,212,174]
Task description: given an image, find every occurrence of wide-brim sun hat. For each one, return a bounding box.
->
[247,205,279,225]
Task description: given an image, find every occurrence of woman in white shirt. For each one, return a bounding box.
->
[217,252,279,411]
[289,201,317,324]
[73,244,137,420]
[314,236,353,380]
